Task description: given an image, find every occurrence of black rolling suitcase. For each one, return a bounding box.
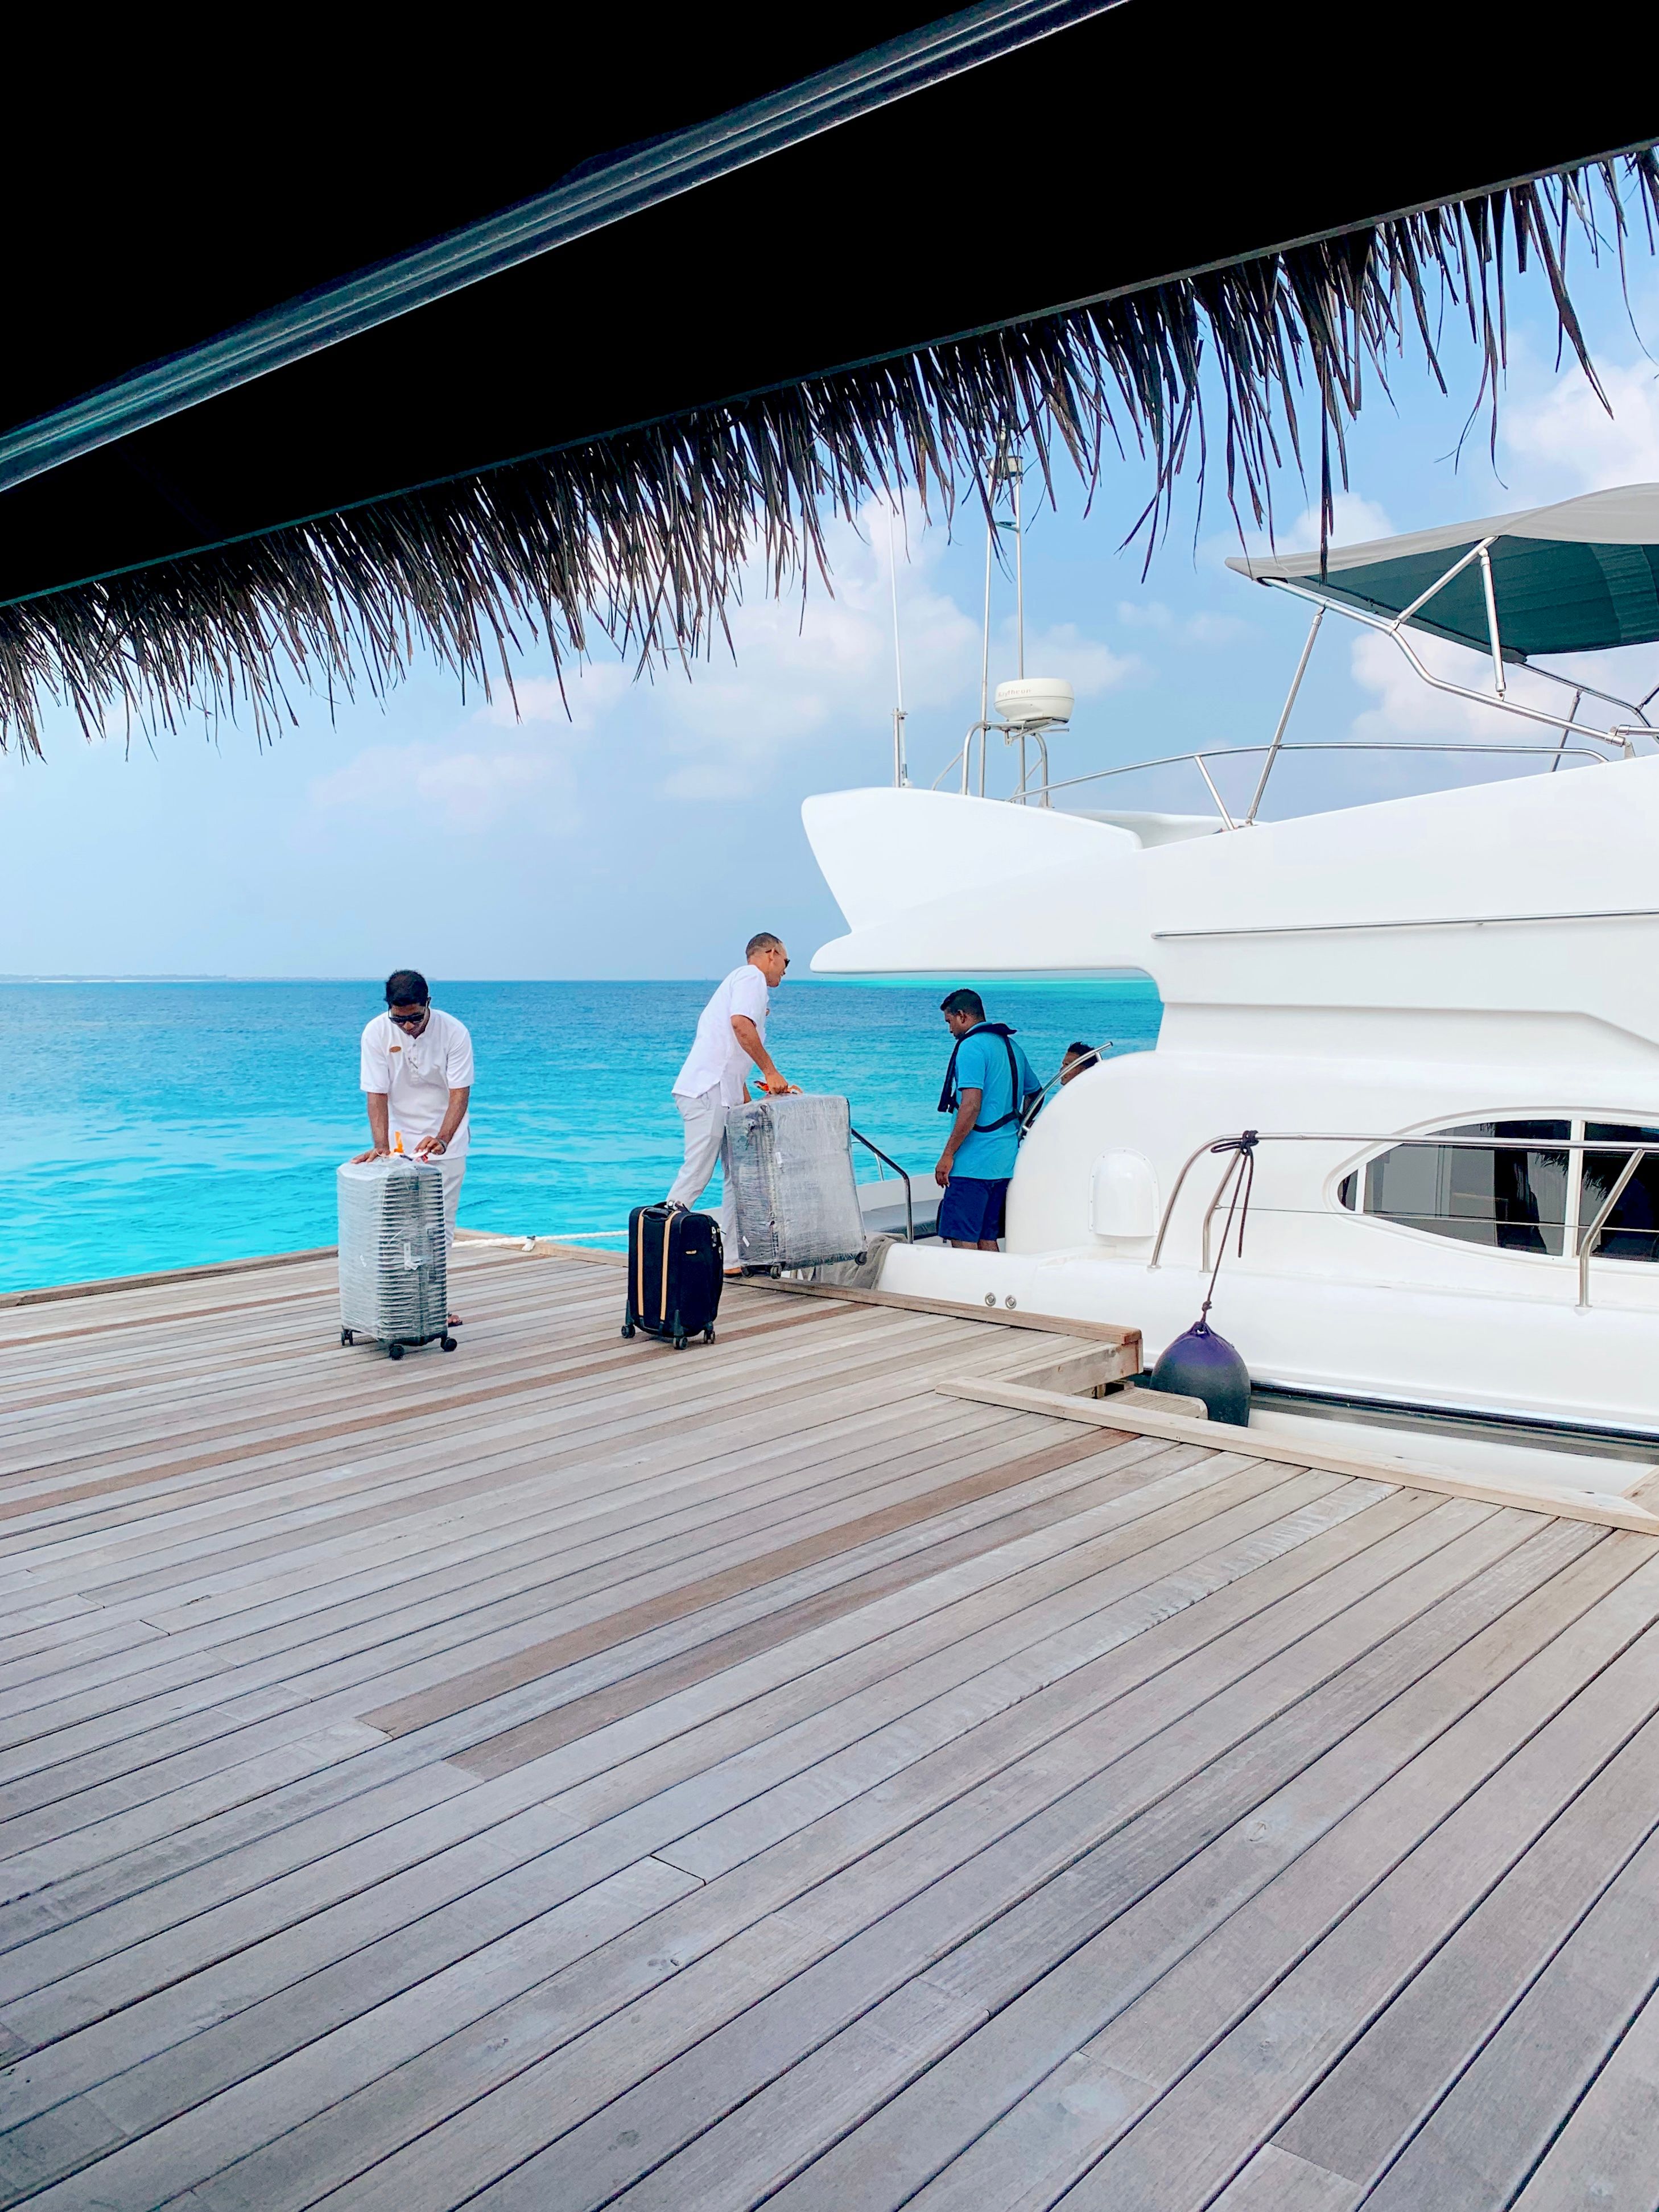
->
[622,1204,723,1349]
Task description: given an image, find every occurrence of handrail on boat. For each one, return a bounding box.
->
[849,1125,915,1244]
[1032,737,1616,819]
[1149,1129,1659,1309]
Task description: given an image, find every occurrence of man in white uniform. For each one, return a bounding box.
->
[667,933,795,1271]
[353,969,474,1323]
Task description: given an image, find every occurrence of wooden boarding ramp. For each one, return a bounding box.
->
[0,1243,1657,2209]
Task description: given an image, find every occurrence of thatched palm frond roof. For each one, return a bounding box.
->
[1,1,1654,753]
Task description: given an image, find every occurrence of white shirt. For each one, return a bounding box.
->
[360,1008,474,1157]
[673,964,770,1104]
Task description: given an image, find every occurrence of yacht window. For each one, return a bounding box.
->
[1363,1121,1570,1256]
[1337,1172,1357,1211]
[1582,1124,1659,1262]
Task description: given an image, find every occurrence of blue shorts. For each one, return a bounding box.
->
[938,1174,1009,1243]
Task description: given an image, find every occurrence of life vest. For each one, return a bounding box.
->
[938,1022,1030,1134]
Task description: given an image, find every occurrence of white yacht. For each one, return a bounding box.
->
[806,485,1659,1496]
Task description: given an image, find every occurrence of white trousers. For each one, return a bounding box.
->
[436,1155,465,1253]
[666,1087,736,1255]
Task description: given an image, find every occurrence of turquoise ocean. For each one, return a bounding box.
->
[2,977,1161,1293]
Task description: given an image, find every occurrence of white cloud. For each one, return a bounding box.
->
[310,728,581,833]
[307,496,1138,815]
[1276,493,1397,555]
[659,762,750,801]
[491,497,1133,802]
[1499,355,1659,498]
[649,504,981,761]
[1022,622,1148,694]
[1115,600,1249,648]
[481,664,632,731]
[1183,612,1253,647]
[1116,599,1175,631]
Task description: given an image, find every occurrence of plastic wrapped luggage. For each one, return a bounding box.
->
[337,1156,454,1357]
[724,1092,868,1273]
[623,1204,723,1348]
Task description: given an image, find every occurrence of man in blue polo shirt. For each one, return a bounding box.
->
[933,987,1041,1249]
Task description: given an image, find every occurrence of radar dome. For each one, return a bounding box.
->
[994,676,1075,729]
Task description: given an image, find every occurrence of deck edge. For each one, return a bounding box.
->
[938,1375,1659,1535]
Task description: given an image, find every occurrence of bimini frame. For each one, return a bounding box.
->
[1240,548,1659,824]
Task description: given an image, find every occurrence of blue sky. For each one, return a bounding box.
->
[3,250,1658,981]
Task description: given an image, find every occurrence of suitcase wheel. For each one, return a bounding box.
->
[768,1264,782,1280]
[440,1335,457,1352]
[704,1327,716,1344]
[341,1328,353,1347]
[673,1333,687,1351]
[621,1320,635,1339]
[387,1342,405,1361]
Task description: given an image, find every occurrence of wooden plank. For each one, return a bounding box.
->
[1509,1979,1659,2211]
[3,1344,1000,1610]
[467,1523,1608,2212]
[1034,1547,1659,2212]
[857,1530,1659,2212]
[451,1448,1248,1781]
[0,1478,1424,2203]
[0,1412,1046,1849]
[0,1443,1171,2018]
[1271,1704,1659,2196]
[0,1466,1310,2090]
[0,1323,988,1615]
[0,1292,903,1507]
[0,1855,705,2210]
[648,1469,1352,1883]
[1359,1809,1659,2208]
[0,1478,1451,2203]
[162,1506,1535,2212]
[0,1398,1000,1696]
[745,1273,1142,1356]
[1210,2145,1360,2210]
[10,1250,1657,2212]
[0,1416,1077,1870]
[0,1248,339,1310]
[0,1404,1034,1747]
[0,1471,1346,2185]
[0,1295,895,1508]
[941,1377,1659,1534]
[360,1427,1136,1737]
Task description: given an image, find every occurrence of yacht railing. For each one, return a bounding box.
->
[933,718,1054,804]
[923,531,1659,819]
[849,1125,915,1243]
[1149,1129,1659,1310]
[1033,739,1616,829]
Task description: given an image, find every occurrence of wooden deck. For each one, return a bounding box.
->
[2,1244,1658,2210]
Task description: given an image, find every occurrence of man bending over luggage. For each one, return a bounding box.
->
[934,987,1041,1250]
[353,969,474,1326]
[667,934,796,1274]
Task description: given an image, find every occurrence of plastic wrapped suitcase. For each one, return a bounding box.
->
[724,1092,868,1274]
[622,1203,722,1348]
[337,1156,455,1358]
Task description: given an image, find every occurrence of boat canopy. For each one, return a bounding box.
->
[1227,486,1659,660]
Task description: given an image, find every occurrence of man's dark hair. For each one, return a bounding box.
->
[940,988,985,1021]
[1064,1040,1095,1060]
[385,969,430,1006]
[746,932,784,958]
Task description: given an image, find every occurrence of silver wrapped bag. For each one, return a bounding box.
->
[337,1156,449,1351]
[724,1093,867,1272]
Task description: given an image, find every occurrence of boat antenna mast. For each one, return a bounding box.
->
[887,507,909,788]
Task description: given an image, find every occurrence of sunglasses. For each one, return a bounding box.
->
[387,1007,430,1027]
